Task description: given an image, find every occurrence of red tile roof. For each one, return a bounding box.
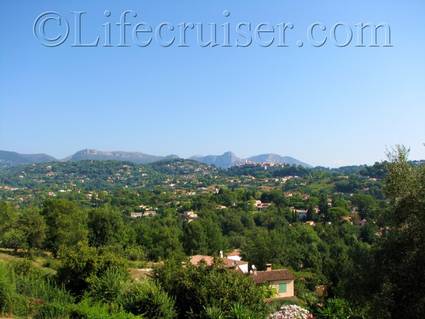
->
[189,255,248,269]
[222,258,247,268]
[190,255,214,266]
[250,269,295,284]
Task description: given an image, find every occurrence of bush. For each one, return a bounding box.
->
[9,293,31,317]
[269,304,313,319]
[15,271,73,307]
[56,243,128,296]
[0,262,16,315]
[0,264,32,317]
[155,262,268,318]
[316,298,353,319]
[121,280,176,319]
[69,298,139,319]
[88,267,129,303]
[33,301,70,319]
[0,258,74,318]
[9,259,34,276]
[229,303,261,319]
[205,303,261,319]
[124,246,145,261]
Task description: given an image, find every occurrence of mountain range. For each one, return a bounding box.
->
[64,149,179,164]
[0,149,311,169]
[0,150,56,167]
[191,152,311,168]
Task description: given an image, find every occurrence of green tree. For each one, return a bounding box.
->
[351,193,378,220]
[19,209,46,252]
[242,229,273,270]
[56,242,128,296]
[0,202,23,251]
[42,199,88,256]
[1,229,26,252]
[183,221,208,255]
[319,193,329,218]
[135,217,184,261]
[366,146,425,318]
[88,206,128,248]
[155,261,268,319]
[202,218,225,255]
[326,207,349,223]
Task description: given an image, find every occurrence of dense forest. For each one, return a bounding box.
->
[0,147,424,318]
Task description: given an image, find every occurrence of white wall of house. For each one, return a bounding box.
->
[227,255,242,262]
[237,263,249,274]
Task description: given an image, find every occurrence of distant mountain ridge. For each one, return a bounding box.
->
[0,149,311,168]
[192,152,311,168]
[0,150,56,168]
[66,149,178,164]
[247,154,311,168]
[190,152,244,168]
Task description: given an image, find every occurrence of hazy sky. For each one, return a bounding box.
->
[1,0,424,167]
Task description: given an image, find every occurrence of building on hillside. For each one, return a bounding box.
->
[190,255,214,266]
[189,254,295,296]
[189,251,249,274]
[295,209,308,221]
[290,207,308,221]
[130,212,144,218]
[340,215,353,224]
[254,200,271,210]
[226,249,242,261]
[143,210,157,217]
[216,205,228,210]
[183,211,199,223]
[223,258,249,274]
[250,264,295,299]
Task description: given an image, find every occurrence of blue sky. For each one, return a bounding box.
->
[0,0,424,167]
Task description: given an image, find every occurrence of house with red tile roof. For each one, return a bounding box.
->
[189,252,249,274]
[250,264,295,299]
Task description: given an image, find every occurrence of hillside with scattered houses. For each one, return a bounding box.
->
[1,148,423,317]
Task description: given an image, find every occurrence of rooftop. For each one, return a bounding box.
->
[250,269,295,284]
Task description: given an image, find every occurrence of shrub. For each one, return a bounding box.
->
[16,272,73,307]
[229,303,260,319]
[88,267,129,303]
[205,304,261,319]
[69,298,139,319]
[0,262,16,315]
[316,298,353,319]
[205,306,225,319]
[2,258,73,317]
[155,262,268,318]
[56,243,128,296]
[124,246,145,261]
[33,301,70,319]
[9,293,31,317]
[9,259,34,276]
[121,280,176,319]
[269,304,314,319]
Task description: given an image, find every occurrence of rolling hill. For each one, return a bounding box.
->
[0,150,56,168]
[0,149,311,169]
[66,149,179,164]
[247,153,311,168]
